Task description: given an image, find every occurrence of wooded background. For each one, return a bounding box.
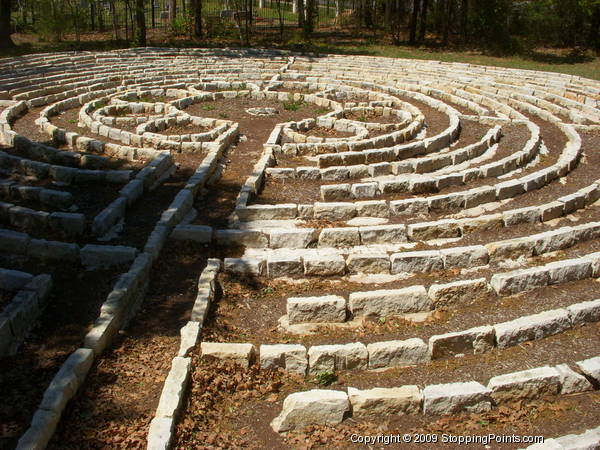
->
[1,0,599,54]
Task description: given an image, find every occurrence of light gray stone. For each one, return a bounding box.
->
[156,356,192,418]
[346,252,390,274]
[441,245,489,269]
[488,366,561,402]
[200,342,256,367]
[259,344,308,375]
[318,228,360,248]
[287,295,347,324]
[367,338,430,369]
[308,342,368,374]
[269,228,316,249]
[546,258,592,284]
[423,381,492,415]
[494,309,572,348]
[576,356,600,384]
[303,252,346,276]
[429,325,495,359]
[313,202,356,221]
[267,255,304,278]
[349,286,432,319]
[428,278,491,308]
[567,299,600,325]
[407,219,461,241]
[555,364,593,394]
[347,386,422,418]
[178,321,200,357]
[271,389,350,432]
[80,245,138,269]
[390,250,443,274]
[490,266,549,296]
[223,257,265,276]
[359,225,407,244]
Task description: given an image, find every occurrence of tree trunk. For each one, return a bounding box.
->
[168,0,176,22]
[588,3,600,51]
[418,0,427,43]
[0,0,15,47]
[192,0,202,38]
[442,0,453,45]
[460,0,468,42]
[110,0,120,40]
[409,0,420,44]
[297,0,305,28]
[135,0,146,45]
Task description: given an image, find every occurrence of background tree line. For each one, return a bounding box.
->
[1,0,599,53]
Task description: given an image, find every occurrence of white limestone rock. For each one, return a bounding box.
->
[390,250,443,274]
[200,342,256,368]
[428,278,491,308]
[348,386,422,418]
[260,344,308,375]
[423,381,492,415]
[367,338,430,369]
[308,342,368,374]
[555,364,593,394]
[349,286,432,319]
[494,308,572,349]
[567,299,600,325]
[488,366,561,403]
[576,356,600,384]
[287,295,347,324]
[429,325,495,358]
[490,266,549,296]
[271,389,350,432]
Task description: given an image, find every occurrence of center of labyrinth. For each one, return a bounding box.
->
[2,48,599,449]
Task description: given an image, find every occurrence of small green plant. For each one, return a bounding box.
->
[315,107,329,115]
[239,82,247,90]
[68,119,77,124]
[283,100,304,111]
[315,370,337,386]
[219,112,229,119]
[377,317,386,325]
[261,287,274,295]
[202,104,216,111]
[358,113,367,122]
[308,64,313,71]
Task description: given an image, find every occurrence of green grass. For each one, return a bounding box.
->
[283,99,305,111]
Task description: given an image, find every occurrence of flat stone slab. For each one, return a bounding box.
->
[488,366,560,403]
[271,389,350,432]
[576,356,600,383]
[367,338,430,369]
[287,295,346,324]
[348,386,422,417]
[200,342,256,368]
[494,308,571,349]
[348,286,432,319]
[260,344,308,375]
[423,381,492,415]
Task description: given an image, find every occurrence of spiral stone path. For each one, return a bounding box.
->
[0,48,599,449]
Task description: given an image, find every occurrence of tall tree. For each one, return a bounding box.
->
[418,0,428,43]
[409,0,420,44]
[135,0,146,45]
[0,0,15,47]
[461,0,469,42]
[192,0,202,38]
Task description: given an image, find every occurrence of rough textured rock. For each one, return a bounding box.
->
[490,266,549,296]
[200,342,256,368]
[271,390,350,432]
[429,325,495,358]
[287,295,347,324]
[348,286,432,319]
[423,381,492,415]
[488,366,561,402]
[345,252,390,274]
[260,344,308,375]
[303,252,346,276]
[567,299,600,325]
[555,363,593,394]
[390,251,443,274]
[347,386,422,417]
[308,342,368,374]
[367,338,430,369]
[576,356,600,384]
[494,309,572,349]
[428,278,490,308]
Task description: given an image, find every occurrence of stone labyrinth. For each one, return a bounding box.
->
[1,48,600,448]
